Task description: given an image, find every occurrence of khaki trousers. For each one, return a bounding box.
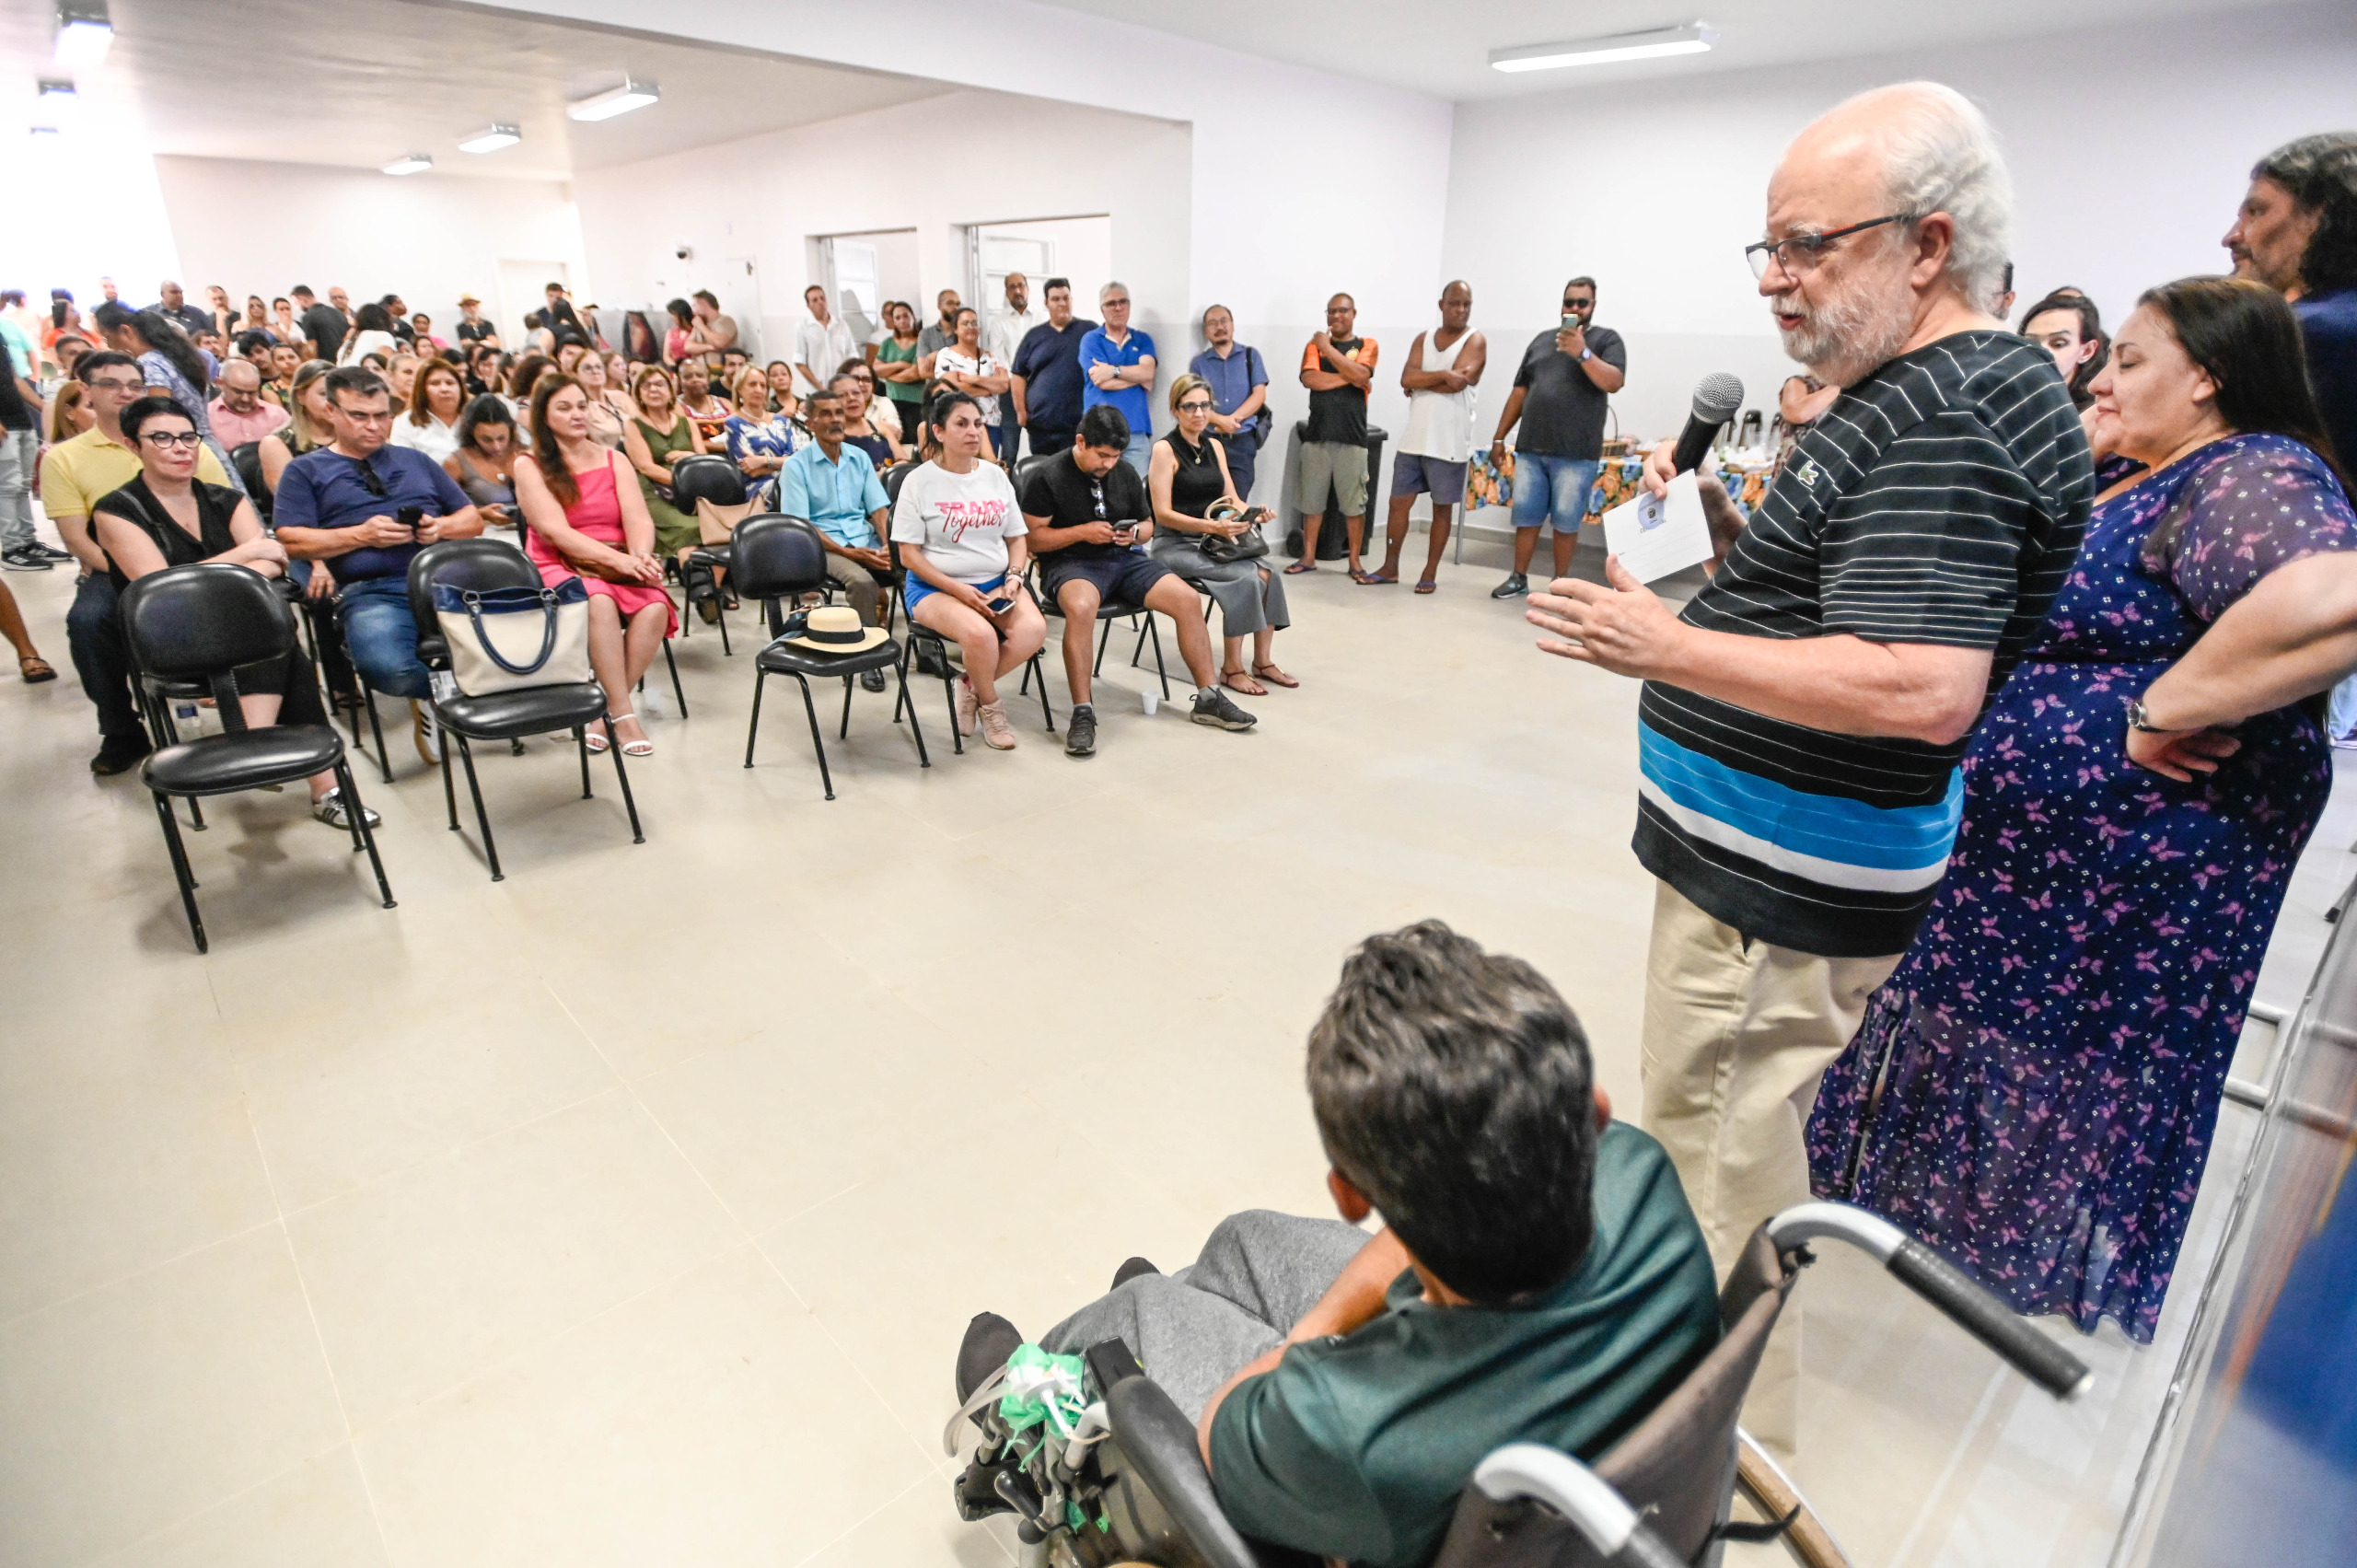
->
[1639,879,1900,1454]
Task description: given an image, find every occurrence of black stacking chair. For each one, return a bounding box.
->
[1012,454,1172,705]
[407,541,644,881]
[230,441,272,524]
[735,515,927,799]
[671,455,751,654]
[120,564,394,953]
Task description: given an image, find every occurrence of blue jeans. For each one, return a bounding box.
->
[1511,454,1601,534]
[1225,437,1259,504]
[336,575,431,699]
[1122,429,1154,478]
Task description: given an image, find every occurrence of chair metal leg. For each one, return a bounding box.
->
[151,789,207,953]
[1130,616,1149,668]
[794,674,835,799]
[1093,616,1112,676]
[744,668,766,767]
[715,597,732,656]
[606,723,644,843]
[1146,615,1170,699]
[938,659,964,756]
[335,761,397,909]
[440,732,459,830]
[664,638,687,718]
[455,733,504,881]
[895,661,931,769]
[1030,655,1056,732]
[577,726,594,798]
[840,674,854,739]
[363,689,391,784]
[186,793,206,831]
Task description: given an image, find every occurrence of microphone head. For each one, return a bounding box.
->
[1690,372,1745,422]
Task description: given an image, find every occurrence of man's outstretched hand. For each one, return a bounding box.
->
[1527,555,1689,679]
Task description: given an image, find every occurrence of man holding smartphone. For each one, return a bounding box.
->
[1023,404,1255,757]
[1486,276,1626,599]
[274,365,483,763]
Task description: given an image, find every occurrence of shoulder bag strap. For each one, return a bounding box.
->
[461,587,561,676]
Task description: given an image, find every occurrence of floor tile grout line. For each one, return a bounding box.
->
[784,1467,936,1568]
[544,977,945,1470]
[0,1212,290,1330]
[75,1435,361,1568]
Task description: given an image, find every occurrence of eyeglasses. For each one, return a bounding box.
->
[1562,298,1593,312]
[86,377,144,393]
[143,430,203,450]
[1746,214,1914,281]
[350,455,387,496]
[1178,399,1213,413]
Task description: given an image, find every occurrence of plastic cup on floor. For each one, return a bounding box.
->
[1141,690,1159,716]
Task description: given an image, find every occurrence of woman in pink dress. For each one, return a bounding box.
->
[515,373,677,757]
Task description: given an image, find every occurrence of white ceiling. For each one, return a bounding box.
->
[0,0,946,180]
[1028,0,2281,100]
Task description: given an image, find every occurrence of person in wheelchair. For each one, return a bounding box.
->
[954,921,1720,1568]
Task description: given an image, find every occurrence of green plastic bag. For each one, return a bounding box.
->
[997,1342,1090,1438]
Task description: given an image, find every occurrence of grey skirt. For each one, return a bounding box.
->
[1150,531,1290,638]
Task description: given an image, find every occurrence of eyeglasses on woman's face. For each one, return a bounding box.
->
[143,428,203,450]
[1178,399,1213,413]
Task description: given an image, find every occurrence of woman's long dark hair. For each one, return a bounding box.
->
[528,372,588,508]
[505,352,553,401]
[353,301,396,334]
[96,302,212,393]
[2143,275,2342,479]
[457,393,515,457]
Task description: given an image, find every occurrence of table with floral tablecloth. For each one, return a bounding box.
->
[1467,448,1776,524]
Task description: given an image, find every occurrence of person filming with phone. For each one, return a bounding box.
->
[1024,403,1258,759]
[274,365,483,764]
[1147,373,1295,697]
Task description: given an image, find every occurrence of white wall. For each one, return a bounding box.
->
[1443,1,2357,445]
[152,157,589,339]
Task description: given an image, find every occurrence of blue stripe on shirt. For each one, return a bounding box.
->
[1637,720,1961,873]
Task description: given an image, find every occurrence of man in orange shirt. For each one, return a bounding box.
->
[1287,295,1380,581]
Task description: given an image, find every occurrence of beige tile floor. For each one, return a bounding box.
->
[1,519,2343,1567]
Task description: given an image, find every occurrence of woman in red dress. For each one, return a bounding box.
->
[515,373,677,757]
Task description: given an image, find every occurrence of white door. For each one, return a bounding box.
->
[826,238,881,345]
[497,258,568,347]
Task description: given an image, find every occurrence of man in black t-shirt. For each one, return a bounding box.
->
[1487,277,1627,598]
[1022,405,1255,755]
[291,285,346,364]
[1290,294,1381,579]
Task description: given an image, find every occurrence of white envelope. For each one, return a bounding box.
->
[1600,470,1713,584]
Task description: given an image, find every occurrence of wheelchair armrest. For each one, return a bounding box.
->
[1104,1376,1291,1568]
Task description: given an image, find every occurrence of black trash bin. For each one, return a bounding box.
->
[1282,420,1388,561]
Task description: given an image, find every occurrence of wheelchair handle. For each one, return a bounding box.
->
[1473,1446,1687,1568]
[1768,1202,2094,1402]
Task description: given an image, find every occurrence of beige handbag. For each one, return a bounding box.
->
[695,496,758,547]
[430,577,594,696]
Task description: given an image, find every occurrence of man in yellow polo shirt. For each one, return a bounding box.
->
[41,350,229,773]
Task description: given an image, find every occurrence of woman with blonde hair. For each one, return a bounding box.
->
[257,359,337,494]
[722,363,796,481]
[45,378,93,443]
[574,351,628,449]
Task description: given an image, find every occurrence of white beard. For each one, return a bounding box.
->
[1774,284,1913,388]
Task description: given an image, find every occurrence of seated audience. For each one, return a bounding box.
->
[830,368,900,468]
[553,338,589,377]
[444,394,520,531]
[957,921,1719,1568]
[93,302,245,495]
[205,358,289,449]
[504,352,554,416]
[677,357,733,447]
[934,308,1010,454]
[265,343,302,400]
[259,359,336,495]
[386,352,421,412]
[46,377,94,442]
[1024,404,1257,758]
[723,365,796,481]
[1147,374,1295,696]
[765,359,797,411]
[720,346,751,388]
[410,312,447,351]
[50,331,92,386]
[599,352,636,412]
[89,396,375,827]
[391,357,467,462]
[619,365,708,587]
[41,352,230,772]
[890,391,1047,750]
[514,374,674,759]
[273,366,483,764]
[574,351,628,448]
[836,355,902,445]
[336,301,401,367]
[777,387,894,679]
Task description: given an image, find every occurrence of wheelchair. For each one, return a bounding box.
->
[947,1202,2091,1568]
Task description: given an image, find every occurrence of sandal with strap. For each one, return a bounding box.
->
[1252,662,1299,689]
[608,712,654,758]
[18,654,56,683]
[1221,668,1267,696]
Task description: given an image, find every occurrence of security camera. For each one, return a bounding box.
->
[674,243,693,261]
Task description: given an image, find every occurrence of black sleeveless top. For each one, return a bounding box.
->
[94,475,244,590]
[1162,430,1226,518]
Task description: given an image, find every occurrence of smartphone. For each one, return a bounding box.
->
[983,594,1016,616]
[1561,311,1582,331]
[396,505,424,536]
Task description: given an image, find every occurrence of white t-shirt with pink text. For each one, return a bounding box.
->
[889,459,1027,583]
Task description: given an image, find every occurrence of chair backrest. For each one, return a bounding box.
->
[881,460,917,506]
[730,514,830,603]
[1015,452,1057,499]
[669,453,747,511]
[1426,1225,1798,1568]
[122,563,299,689]
[407,539,544,668]
[230,441,270,517]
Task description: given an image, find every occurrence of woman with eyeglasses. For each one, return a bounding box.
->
[1148,373,1295,693]
[90,396,376,827]
[723,365,797,482]
[830,362,902,466]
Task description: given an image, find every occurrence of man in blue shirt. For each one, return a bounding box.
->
[1077,282,1157,476]
[1010,279,1097,459]
[1188,304,1271,501]
[274,366,482,762]
[777,385,895,691]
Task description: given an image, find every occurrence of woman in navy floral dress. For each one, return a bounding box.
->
[1809,279,2357,1342]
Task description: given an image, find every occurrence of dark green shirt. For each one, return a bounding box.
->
[1207,1123,1719,1568]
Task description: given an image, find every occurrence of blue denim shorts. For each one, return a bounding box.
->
[903,569,1007,615]
[1510,453,1602,533]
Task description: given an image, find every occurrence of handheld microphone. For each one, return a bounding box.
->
[1669,373,1746,473]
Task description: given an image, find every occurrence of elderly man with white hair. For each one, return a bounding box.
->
[1527,81,2092,1448]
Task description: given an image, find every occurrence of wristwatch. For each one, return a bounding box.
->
[1579,348,1594,362]
[2125,697,2172,733]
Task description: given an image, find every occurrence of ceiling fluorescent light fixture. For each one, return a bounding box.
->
[1490,21,1714,73]
[382,152,432,176]
[458,122,521,154]
[52,0,111,69]
[37,79,75,110]
[567,79,657,122]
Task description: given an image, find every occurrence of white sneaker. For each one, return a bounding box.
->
[954,675,979,738]
[411,701,442,764]
[978,699,1016,750]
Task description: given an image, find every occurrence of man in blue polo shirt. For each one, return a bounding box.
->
[1077,281,1157,475]
[1011,279,1097,459]
[778,383,895,691]
[274,366,482,763]
[1188,303,1271,501]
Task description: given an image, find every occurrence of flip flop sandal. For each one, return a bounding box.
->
[1283,560,1318,575]
[1413,580,1438,595]
[1353,570,1394,586]
[18,655,56,683]
[1251,663,1299,689]
[1221,670,1267,696]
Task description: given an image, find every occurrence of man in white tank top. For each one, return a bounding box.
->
[1373,281,1485,591]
